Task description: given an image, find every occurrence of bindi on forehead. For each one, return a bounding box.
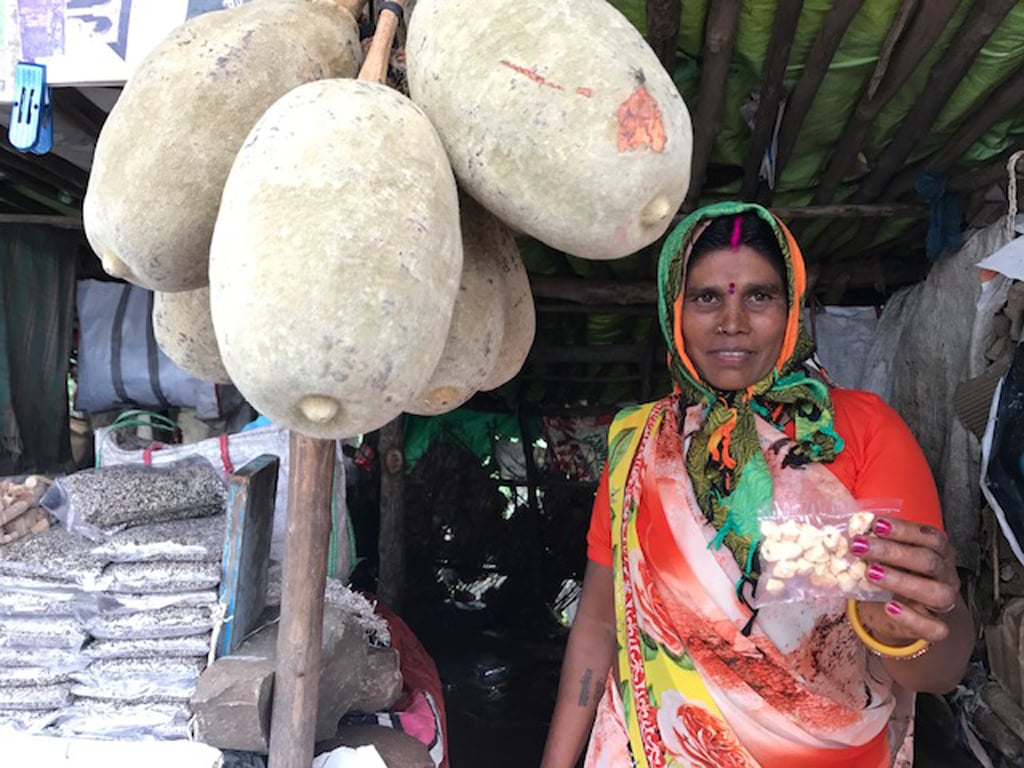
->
[728,282,736,295]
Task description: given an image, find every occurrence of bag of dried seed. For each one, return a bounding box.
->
[42,457,226,542]
[751,498,899,608]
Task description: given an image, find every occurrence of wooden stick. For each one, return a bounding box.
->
[530,276,658,305]
[358,0,404,84]
[0,214,82,228]
[811,0,954,205]
[854,0,1018,203]
[886,70,1024,199]
[950,143,1024,191]
[645,0,683,74]
[683,0,743,210]
[376,418,405,611]
[267,433,335,768]
[769,0,865,195]
[740,0,804,200]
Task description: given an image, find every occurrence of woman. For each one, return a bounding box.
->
[540,202,972,768]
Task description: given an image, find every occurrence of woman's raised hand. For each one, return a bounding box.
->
[850,517,961,644]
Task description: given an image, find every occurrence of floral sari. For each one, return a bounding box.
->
[584,398,914,768]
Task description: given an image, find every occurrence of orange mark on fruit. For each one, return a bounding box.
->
[576,87,593,97]
[617,85,666,153]
[499,60,565,91]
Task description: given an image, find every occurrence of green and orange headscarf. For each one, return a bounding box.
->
[657,201,843,577]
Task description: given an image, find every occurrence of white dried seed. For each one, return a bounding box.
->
[760,520,781,539]
[779,520,802,541]
[848,561,867,579]
[848,511,875,537]
[810,572,838,588]
[764,578,786,594]
[773,560,798,579]
[796,528,819,550]
[804,544,828,564]
[821,527,842,550]
[829,556,851,575]
[836,573,859,593]
[795,558,815,576]
[833,537,849,558]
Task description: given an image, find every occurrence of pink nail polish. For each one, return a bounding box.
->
[885,601,902,616]
[873,519,892,536]
[867,564,885,582]
[850,536,870,555]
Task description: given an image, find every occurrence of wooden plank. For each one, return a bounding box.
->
[646,0,683,75]
[217,454,280,658]
[376,418,405,611]
[886,70,1024,199]
[267,433,335,768]
[854,0,1019,203]
[740,0,805,200]
[768,0,865,198]
[811,0,953,205]
[683,0,743,210]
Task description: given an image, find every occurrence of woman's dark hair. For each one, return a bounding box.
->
[687,211,788,288]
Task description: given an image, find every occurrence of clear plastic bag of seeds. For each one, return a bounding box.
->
[751,498,899,608]
[41,456,226,541]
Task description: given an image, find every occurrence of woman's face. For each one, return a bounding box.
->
[681,244,788,391]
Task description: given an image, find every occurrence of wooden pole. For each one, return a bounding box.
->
[854,0,1018,203]
[767,0,865,198]
[683,0,743,210]
[376,417,406,611]
[645,0,683,76]
[810,0,952,206]
[268,433,335,768]
[950,144,1024,192]
[0,214,82,228]
[740,0,804,200]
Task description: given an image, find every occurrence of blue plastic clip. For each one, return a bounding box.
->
[9,62,53,155]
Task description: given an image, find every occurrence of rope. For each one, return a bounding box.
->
[1006,149,1024,239]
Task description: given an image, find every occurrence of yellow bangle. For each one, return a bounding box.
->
[846,599,930,660]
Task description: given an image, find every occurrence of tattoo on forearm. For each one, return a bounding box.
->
[578,669,593,706]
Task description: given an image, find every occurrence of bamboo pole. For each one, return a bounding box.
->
[854,0,1018,203]
[683,0,743,210]
[267,433,335,768]
[740,0,804,200]
[810,0,951,206]
[768,0,865,198]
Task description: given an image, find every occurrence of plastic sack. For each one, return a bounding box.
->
[74,279,227,417]
[0,682,73,710]
[52,700,192,740]
[92,560,222,595]
[0,586,78,617]
[96,420,349,569]
[0,708,60,734]
[82,634,212,661]
[752,500,898,608]
[84,604,218,641]
[0,646,87,671]
[71,656,205,703]
[0,526,105,588]
[42,457,225,542]
[0,616,88,650]
[90,515,226,564]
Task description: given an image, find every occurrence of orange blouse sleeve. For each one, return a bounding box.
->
[586,463,613,566]
[824,389,944,531]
